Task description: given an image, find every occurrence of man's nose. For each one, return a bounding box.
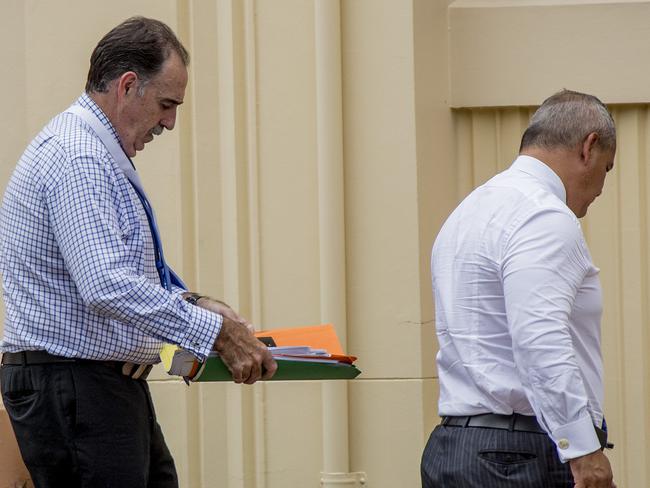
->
[161,107,178,130]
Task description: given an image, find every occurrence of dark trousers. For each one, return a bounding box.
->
[421,424,574,488]
[1,360,178,488]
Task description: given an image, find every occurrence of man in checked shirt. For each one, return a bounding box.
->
[0,17,276,487]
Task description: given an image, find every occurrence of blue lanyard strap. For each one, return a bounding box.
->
[130,183,172,291]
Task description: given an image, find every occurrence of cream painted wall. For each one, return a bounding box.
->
[449,0,650,106]
[1,0,645,487]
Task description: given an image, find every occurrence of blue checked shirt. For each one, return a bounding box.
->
[0,93,220,363]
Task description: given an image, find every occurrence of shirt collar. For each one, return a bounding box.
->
[510,155,567,204]
[75,92,121,142]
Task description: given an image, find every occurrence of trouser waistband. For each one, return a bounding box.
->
[442,413,545,433]
[1,350,153,380]
[442,413,613,450]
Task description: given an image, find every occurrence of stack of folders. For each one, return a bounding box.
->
[160,323,361,382]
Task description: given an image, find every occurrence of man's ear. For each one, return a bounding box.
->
[116,71,138,101]
[580,132,599,164]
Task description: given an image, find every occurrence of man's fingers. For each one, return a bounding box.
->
[244,359,262,385]
[261,353,278,380]
[215,320,275,384]
[243,348,272,384]
[230,362,244,384]
[235,362,252,384]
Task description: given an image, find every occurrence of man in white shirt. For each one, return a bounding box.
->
[421,90,616,488]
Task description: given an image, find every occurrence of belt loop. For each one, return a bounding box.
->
[131,364,149,380]
[509,413,517,431]
[463,416,470,427]
[20,351,27,365]
[122,362,135,377]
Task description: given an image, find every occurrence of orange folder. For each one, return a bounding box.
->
[254,323,356,363]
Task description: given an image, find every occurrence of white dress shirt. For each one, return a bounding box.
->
[432,155,604,461]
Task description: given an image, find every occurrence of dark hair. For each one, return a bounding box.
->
[85,16,189,93]
[520,89,616,153]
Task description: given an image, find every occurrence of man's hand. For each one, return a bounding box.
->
[213,316,277,384]
[182,292,276,384]
[569,450,616,488]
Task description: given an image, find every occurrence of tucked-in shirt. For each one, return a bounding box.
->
[0,93,220,363]
[432,155,604,461]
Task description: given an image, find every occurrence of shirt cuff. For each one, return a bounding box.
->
[177,303,222,361]
[550,414,601,462]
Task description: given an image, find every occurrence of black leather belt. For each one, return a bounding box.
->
[442,413,545,433]
[442,413,613,450]
[1,350,153,380]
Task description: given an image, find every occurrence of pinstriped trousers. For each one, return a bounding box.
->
[421,424,573,488]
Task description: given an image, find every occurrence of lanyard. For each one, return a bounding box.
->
[65,104,176,291]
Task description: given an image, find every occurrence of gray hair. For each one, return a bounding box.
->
[520,90,616,152]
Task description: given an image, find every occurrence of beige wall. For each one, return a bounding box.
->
[449,0,650,107]
[1,0,648,487]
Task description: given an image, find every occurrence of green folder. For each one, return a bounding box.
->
[195,356,361,382]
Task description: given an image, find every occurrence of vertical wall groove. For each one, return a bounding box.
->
[314,0,351,482]
[215,2,258,487]
[176,0,198,289]
[637,107,650,483]
[241,2,268,487]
